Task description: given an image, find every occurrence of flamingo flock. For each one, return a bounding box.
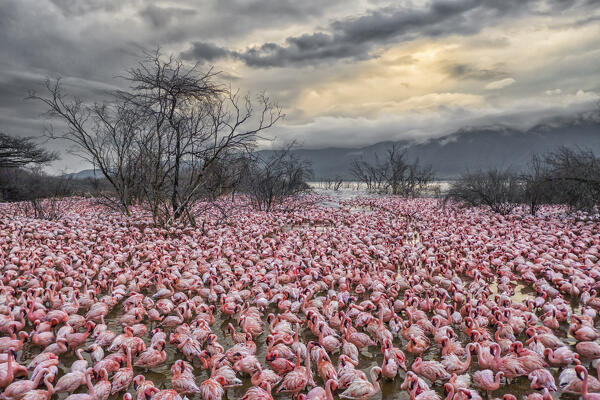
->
[1,196,600,400]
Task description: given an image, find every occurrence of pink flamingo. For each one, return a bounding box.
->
[19,374,54,400]
[111,346,133,394]
[576,365,600,400]
[412,357,451,384]
[198,375,226,400]
[135,340,167,368]
[544,347,578,367]
[64,368,95,400]
[0,350,27,389]
[2,368,49,400]
[473,370,503,398]
[241,382,273,400]
[93,368,112,400]
[276,348,312,397]
[577,342,600,359]
[303,379,337,400]
[381,351,398,380]
[339,366,382,400]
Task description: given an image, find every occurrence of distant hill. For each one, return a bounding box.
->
[65,169,102,180]
[279,112,600,179]
[67,112,600,180]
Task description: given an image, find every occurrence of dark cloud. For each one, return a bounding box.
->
[139,5,198,29]
[181,42,232,63]
[445,63,509,81]
[193,0,492,67]
[48,0,125,17]
[213,0,344,19]
[233,33,370,67]
[185,0,595,67]
[145,0,348,44]
[0,0,598,172]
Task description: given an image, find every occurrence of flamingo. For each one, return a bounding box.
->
[339,366,382,400]
[473,370,503,397]
[111,346,133,394]
[135,340,167,368]
[412,357,451,383]
[576,366,600,400]
[64,369,95,400]
[19,374,54,400]
[198,375,226,400]
[92,368,111,400]
[2,368,49,400]
[276,348,312,397]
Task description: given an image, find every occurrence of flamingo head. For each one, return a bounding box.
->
[443,383,454,394]
[143,387,159,400]
[215,376,227,386]
[575,365,586,381]
[440,337,448,348]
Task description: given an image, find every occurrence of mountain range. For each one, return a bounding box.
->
[68,112,600,180]
[284,112,600,179]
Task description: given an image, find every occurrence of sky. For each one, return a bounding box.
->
[1,0,599,172]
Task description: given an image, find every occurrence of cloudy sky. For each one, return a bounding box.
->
[1,0,599,171]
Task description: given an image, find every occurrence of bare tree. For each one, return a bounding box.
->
[521,154,552,215]
[244,146,312,211]
[29,80,143,214]
[445,169,523,215]
[351,144,434,196]
[320,176,344,191]
[31,49,282,225]
[198,151,251,201]
[0,167,76,220]
[542,146,600,212]
[0,132,57,168]
[351,158,384,192]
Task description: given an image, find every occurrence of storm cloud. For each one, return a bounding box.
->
[0,0,599,172]
[185,0,595,67]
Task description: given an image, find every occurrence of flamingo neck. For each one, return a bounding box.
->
[126,348,132,368]
[325,380,334,400]
[85,371,94,394]
[445,385,455,400]
[34,370,45,386]
[464,349,472,368]
[370,368,381,394]
[495,373,502,385]
[582,369,589,395]
[492,345,500,363]
[44,375,54,397]
[305,349,312,380]
[7,353,13,380]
